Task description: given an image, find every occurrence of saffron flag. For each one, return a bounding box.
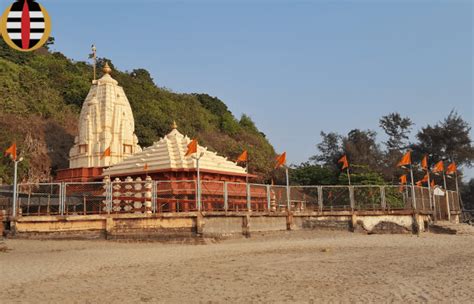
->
[4,143,17,160]
[144,163,149,171]
[431,180,435,188]
[432,160,444,173]
[185,139,198,157]
[100,147,111,160]
[338,155,349,170]
[397,151,411,167]
[416,174,429,186]
[420,174,429,183]
[399,175,407,192]
[446,162,456,175]
[275,152,286,168]
[421,155,428,171]
[236,150,248,163]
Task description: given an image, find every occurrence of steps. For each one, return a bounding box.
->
[430,221,474,235]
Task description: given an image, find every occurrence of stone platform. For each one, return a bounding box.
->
[5,210,435,241]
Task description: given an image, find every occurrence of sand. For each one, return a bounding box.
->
[1,231,473,303]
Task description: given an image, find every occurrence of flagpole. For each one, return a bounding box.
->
[442,172,451,221]
[409,164,417,210]
[245,161,249,185]
[454,171,462,211]
[285,166,290,211]
[12,159,18,217]
[426,171,433,211]
[432,181,438,221]
[405,181,409,205]
[346,168,351,186]
[91,44,97,81]
[197,156,201,211]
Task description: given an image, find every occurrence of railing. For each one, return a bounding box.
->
[0,181,461,217]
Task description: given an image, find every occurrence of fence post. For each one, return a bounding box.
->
[224,182,228,212]
[286,185,291,212]
[420,187,425,211]
[60,182,65,216]
[349,186,355,210]
[266,185,271,211]
[318,186,323,212]
[380,186,386,210]
[107,181,113,214]
[246,183,251,211]
[152,181,157,213]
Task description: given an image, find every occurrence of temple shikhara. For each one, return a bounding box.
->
[57,63,141,181]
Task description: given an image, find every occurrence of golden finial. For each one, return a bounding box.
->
[103,62,112,74]
[171,120,178,129]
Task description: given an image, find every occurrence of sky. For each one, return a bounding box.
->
[4,0,472,177]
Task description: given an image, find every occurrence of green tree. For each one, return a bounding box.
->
[413,110,474,167]
[379,113,413,151]
[342,129,383,173]
[311,131,342,169]
[290,162,338,185]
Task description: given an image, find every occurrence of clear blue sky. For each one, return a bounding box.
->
[9,0,473,177]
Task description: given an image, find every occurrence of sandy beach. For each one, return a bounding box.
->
[1,231,473,303]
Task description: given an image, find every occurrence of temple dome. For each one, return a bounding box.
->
[102,126,247,177]
[69,64,142,168]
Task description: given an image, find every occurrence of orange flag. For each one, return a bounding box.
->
[432,160,444,173]
[431,180,435,188]
[338,155,349,170]
[236,150,248,163]
[397,151,411,167]
[399,175,407,192]
[144,163,149,171]
[4,143,17,160]
[421,155,428,171]
[421,174,429,183]
[275,152,286,168]
[185,139,198,157]
[100,147,111,160]
[446,162,456,175]
[416,174,429,186]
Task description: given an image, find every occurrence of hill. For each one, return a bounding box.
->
[0,39,276,183]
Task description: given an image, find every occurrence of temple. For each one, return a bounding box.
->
[102,122,249,182]
[56,63,251,184]
[56,63,142,181]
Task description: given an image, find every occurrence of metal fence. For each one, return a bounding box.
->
[17,183,62,216]
[0,185,14,216]
[1,181,461,217]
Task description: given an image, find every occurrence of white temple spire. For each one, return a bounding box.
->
[69,65,141,168]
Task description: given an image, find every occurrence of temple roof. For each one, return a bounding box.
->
[69,61,141,169]
[102,125,248,177]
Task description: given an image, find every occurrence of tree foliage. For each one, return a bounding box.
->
[413,110,474,167]
[294,111,472,187]
[379,113,413,151]
[0,39,276,182]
